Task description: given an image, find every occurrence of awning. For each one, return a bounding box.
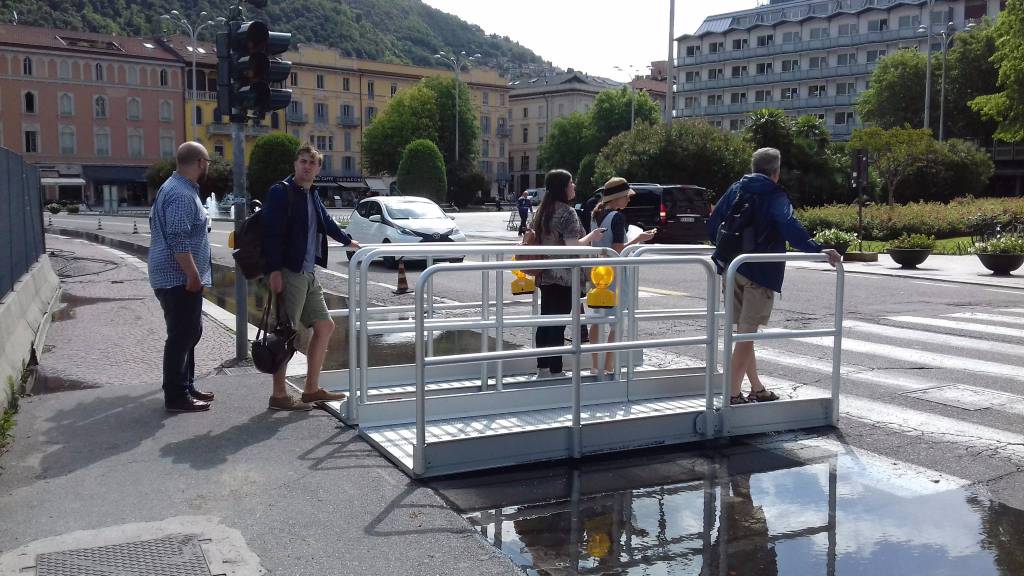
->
[82,165,148,183]
[365,178,388,192]
[41,177,86,186]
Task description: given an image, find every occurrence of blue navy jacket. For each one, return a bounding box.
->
[262,176,353,274]
[707,173,821,293]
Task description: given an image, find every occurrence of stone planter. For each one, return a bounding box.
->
[820,243,850,256]
[887,248,932,269]
[844,251,879,263]
[976,253,1024,276]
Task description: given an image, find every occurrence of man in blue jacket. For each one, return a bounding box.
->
[708,147,840,406]
[263,145,361,411]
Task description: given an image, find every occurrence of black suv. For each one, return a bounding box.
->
[619,184,712,244]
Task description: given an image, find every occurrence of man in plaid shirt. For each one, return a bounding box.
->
[148,141,214,413]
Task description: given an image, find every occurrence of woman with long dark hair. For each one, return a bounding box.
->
[528,169,605,378]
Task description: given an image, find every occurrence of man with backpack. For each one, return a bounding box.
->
[708,147,840,406]
[262,145,361,411]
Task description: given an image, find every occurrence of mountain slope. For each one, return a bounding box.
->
[1,0,547,71]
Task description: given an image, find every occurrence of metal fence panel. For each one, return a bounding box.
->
[0,147,43,299]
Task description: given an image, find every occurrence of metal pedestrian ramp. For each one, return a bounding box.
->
[317,245,843,478]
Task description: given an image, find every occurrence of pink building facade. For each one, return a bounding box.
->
[0,24,185,209]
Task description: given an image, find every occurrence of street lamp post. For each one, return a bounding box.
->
[434,51,480,165]
[614,64,641,130]
[161,10,225,142]
[918,0,936,133]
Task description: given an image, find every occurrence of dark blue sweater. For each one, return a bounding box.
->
[707,173,821,293]
[262,176,353,274]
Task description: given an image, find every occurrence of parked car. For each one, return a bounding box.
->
[525,187,546,206]
[619,184,712,244]
[344,196,467,267]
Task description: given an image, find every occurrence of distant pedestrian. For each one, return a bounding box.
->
[516,190,531,236]
[263,144,361,411]
[527,169,604,379]
[708,147,840,405]
[148,141,214,413]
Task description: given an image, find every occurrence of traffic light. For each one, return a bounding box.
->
[216,20,292,119]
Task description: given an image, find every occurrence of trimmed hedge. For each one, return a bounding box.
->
[797,197,1024,240]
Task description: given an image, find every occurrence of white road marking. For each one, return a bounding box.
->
[986,288,1023,295]
[637,286,689,297]
[209,243,223,247]
[999,308,1024,314]
[886,316,1024,339]
[844,319,1024,358]
[910,280,959,288]
[945,312,1024,326]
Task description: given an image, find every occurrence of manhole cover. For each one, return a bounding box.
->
[36,534,212,576]
[903,384,1018,410]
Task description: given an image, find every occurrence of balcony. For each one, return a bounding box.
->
[206,124,272,138]
[679,94,856,117]
[337,115,360,128]
[679,27,923,67]
[496,125,512,138]
[313,114,330,127]
[286,111,308,124]
[186,90,217,102]
[681,63,876,92]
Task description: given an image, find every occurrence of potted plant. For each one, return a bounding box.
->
[813,228,857,256]
[972,233,1024,276]
[46,203,61,215]
[886,233,935,269]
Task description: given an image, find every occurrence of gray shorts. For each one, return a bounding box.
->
[276,270,330,329]
[724,273,774,330]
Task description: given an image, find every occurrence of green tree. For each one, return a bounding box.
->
[397,139,447,203]
[362,83,439,174]
[200,156,233,201]
[857,49,934,130]
[595,120,751,201]
[970,0,1024,142]
[850,127,938,205]
[145,158,175,194]
[945,21,999,143]
[421,76,480,172]
[247,132,299,201]
[590,87,661,145]
[538,112,595,173]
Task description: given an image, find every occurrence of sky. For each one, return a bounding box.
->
[421,0,755,80]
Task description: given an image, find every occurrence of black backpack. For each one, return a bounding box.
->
[232,182,293,280]
[711,189,761,274]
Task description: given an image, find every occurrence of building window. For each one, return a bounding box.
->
[195,105,203,125]
[159,100,172,121]
[781,87,799,100]
[708,41,725,54]
[834,111,855,125]
[22,57,32,76]
[731,38,748,50]
[160,134,174,158]
[94,96,107,118]
[367,81,375,100]
[59,126,75,155]
[271,112,280,129]
[729,118,746,132]
[684,96,697,108]
[290,72,298,86]
[538,126,546,143]
[24,91,37,114]
[128,129,143,158]
[59,93,73,116]
[343,156,354,172]
[315,102,327,122]
[756,34,774,47]
[809,85,826,98]
[809,27,829,40]
[781,59,799,72]
[316,135,327,151]
[342,104,353,118]
[160,69,169,86]
[343,77,350,91]
[522,126,528,144]
[499,141,505,157]
[522,107,529,118]
[95,63,104,81]
[24,129,39,153]
[868,18,889,32]
[685,44,701,57]
[755,62,773,75]
[809,56,828,69]
[344,131,351,151]
[366,106,376,122]
[898,15,921,29]
[127,66,138,85]
[316,73,325,89]
[782,31,800,44]
[482,91,490,105]
[390,82,398,96]
[754,89,772,103]
[729,92,747,104]
[214,144,225,157]
[930,10,945,25]
[481,115,491,134]
[127,98,141,120]
[836,82,856,96]
[708,68,723,80]
[867,49,888,63]
[520,155,529,171]
[730,65,748,78]
[837,23,857,37]
[837,53,857,66]
[482,139,490,157]
[94,129,110,156]
[59,60,71,79]
[707,94,724,106]
[685,71,701,83]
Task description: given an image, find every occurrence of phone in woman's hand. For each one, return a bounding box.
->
[595,227,607,233]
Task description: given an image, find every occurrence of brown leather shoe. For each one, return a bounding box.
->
[166,397,211,413]
[268,395,313,411]
[188,388,215,402]
[300,388,347,403]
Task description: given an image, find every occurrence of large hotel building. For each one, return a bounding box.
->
[674,0,1005,139]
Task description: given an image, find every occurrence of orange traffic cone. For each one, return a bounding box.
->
[132,218,139,234]
[97,216,102,230]
[393,257,412,295]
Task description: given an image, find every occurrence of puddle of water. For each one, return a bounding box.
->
[433,440,1024,576]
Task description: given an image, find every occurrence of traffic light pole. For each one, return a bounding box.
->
[233,121,248,361]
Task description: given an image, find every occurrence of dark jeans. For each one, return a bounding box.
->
[537,283,580,373]
[154,285,204,403]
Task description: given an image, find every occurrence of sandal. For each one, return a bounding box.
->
[747,388,779,403]
[729,394,750,405]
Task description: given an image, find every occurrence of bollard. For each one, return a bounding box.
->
[47,213,52,227]
[132,218,139,234]
[97,216,102,230]
[393,258,412,295]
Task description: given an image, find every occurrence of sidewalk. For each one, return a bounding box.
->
[790,253,1024,290]
[0,236,519,576]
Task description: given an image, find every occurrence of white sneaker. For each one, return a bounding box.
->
[533,368,551,380]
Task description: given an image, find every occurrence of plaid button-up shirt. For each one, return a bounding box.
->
[148,172,212,290]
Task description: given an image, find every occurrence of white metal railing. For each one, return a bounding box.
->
[411,255,719,476]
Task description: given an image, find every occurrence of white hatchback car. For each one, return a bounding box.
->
[345,196,467,266]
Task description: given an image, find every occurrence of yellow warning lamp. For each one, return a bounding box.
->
[510,268,535,295]
[227,230,236,249]
[586,265,616,308]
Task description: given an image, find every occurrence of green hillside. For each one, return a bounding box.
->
[0,0,547,71]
